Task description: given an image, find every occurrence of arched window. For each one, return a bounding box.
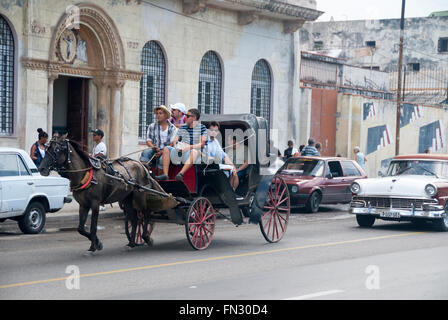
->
[139,41,166,139]
[250,59,272,125]
[198,51,222,115]
[0,16,14,135]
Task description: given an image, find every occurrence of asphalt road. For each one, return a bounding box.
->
[0,204,447,300]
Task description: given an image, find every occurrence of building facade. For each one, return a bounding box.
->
[0,0,322,158]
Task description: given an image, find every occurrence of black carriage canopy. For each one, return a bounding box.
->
[200,113,276,166]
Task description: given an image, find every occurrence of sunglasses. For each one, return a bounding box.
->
[186,114,194,118]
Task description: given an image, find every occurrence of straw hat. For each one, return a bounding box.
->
[154,105,171,118]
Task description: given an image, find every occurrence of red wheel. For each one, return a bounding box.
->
[185,197,216,250]
[259,176,290,243]
[125,211,154,246]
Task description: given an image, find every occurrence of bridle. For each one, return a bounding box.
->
[44,139,91,174]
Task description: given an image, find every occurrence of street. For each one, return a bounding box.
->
[1,204,447,300]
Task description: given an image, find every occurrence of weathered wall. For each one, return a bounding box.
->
[336,94,448,177]
[300,16,448,72]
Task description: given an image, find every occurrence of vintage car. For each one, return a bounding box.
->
[350,154,448,231]
[277,156,367,212]
[0,148,71,234]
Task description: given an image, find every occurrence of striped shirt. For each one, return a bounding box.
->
[177,123,208,148]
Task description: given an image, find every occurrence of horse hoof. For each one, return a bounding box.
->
[126,242,136,248]
[97,242,103,251]
[83,251,95,257]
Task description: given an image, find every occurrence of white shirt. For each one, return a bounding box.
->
[92,141,107,157]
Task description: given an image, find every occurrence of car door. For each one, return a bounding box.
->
[0,153,35,216]
[341,161,363,202]
[323,161,346,203]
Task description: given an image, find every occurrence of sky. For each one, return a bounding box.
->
[316,0,447,21]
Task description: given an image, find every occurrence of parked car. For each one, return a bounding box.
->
[349,154,448,231]
[0,148,71,234]
[277,156,367,212]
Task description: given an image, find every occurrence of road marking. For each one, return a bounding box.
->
[0,231,423,290]
[285,290,344,300]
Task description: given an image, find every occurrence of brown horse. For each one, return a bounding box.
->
[39,135,153,253]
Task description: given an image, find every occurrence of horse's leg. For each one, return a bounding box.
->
[88,203,103,252]
[123,198,137,248]
[78,205,91,244]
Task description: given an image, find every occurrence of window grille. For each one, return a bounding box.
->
[198,51,222,115]
[250,59,271,125]
[139,41,166,139]
[0,16,14,136]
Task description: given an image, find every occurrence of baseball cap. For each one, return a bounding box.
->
[169,103,186,114]
[91,129,104,137]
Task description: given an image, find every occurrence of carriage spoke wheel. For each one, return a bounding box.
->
[259,176,290,243]
[125,211,153,246]
[185,197,216,250]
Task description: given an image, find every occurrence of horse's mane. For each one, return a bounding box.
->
[67,140,91,163]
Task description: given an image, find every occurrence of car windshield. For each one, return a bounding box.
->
[280,159,324,177]
[386,160,448,178]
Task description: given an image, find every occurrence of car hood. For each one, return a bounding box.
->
[278,172,316,183]
[355,175,445,198]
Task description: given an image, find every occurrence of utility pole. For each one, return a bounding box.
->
[395,0,406,156]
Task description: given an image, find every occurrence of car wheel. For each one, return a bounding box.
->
[433,214,448,232]
[18,202,46,234]
[356,214,375,228]
[305,191,321,213]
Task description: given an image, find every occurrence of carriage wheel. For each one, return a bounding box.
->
[185,197,216,250]
[259,176,290,243]
[125,211,154,246]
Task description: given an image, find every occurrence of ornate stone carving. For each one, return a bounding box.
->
[57,29,77,63]
[283,19,305,34]
[238,11,257,25]
[183,0,207,15]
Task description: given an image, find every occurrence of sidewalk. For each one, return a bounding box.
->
[46,198,124,221]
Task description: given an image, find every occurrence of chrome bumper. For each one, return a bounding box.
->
[350,206,446,219]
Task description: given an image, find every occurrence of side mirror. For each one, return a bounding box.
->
[326,173,333,179]
[378,171,384,177]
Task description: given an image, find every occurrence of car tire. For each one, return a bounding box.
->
[356,214,375,228]
[305,191,321,213]
[433,217,448,232]
[18,202,46,234]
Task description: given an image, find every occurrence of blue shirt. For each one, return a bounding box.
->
[356,152,365,168]
[206,138,227,163]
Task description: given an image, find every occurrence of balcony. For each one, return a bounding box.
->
[182,0,323,33]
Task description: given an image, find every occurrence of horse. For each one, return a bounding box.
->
[38,134,153,253]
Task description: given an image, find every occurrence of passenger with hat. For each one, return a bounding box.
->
[169,103,187,128]
[140,105,177,168]
[91,129,107,159]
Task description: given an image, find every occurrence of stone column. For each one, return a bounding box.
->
[93,78,108,139]
[108,81,124,159]
[47,74,58,136]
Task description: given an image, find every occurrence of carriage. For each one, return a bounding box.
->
[124,114,291,250]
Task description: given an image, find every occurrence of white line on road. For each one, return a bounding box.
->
[285,290,345,300]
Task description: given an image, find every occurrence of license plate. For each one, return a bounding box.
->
[380,211,400,218]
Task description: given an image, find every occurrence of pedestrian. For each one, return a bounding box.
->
[353,146,367,169]
[91,129,107,159]
[424,148,430,154]
[301,138,320,156]
[283,140,298,160]
[90,129,107,211]
[169,103,187,128]
[315,142,322,156]
[30,128,49,167]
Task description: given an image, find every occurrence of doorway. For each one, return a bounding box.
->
[53,76,90,149]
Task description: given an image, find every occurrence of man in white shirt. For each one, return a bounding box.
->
[91,129,107,158]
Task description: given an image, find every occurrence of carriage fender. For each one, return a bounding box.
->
[249,174,275,224]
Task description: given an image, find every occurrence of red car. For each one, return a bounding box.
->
[277,156,367,212]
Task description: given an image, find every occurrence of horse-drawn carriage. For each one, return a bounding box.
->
[39,114,290,252]
[125,114,291,250]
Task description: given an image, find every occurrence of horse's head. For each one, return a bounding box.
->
[38,133,70,176]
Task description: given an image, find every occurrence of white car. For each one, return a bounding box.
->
[0,148,71,234]
[349,154,448,231]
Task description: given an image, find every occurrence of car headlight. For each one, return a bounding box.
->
[425,184,437,197]
[350,182,361,194]
[291,186,298,193]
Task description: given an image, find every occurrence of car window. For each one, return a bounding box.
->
[342,161,361,176]
[0,154,20,177]
[18,156,30,176]
[328,161,344,178]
